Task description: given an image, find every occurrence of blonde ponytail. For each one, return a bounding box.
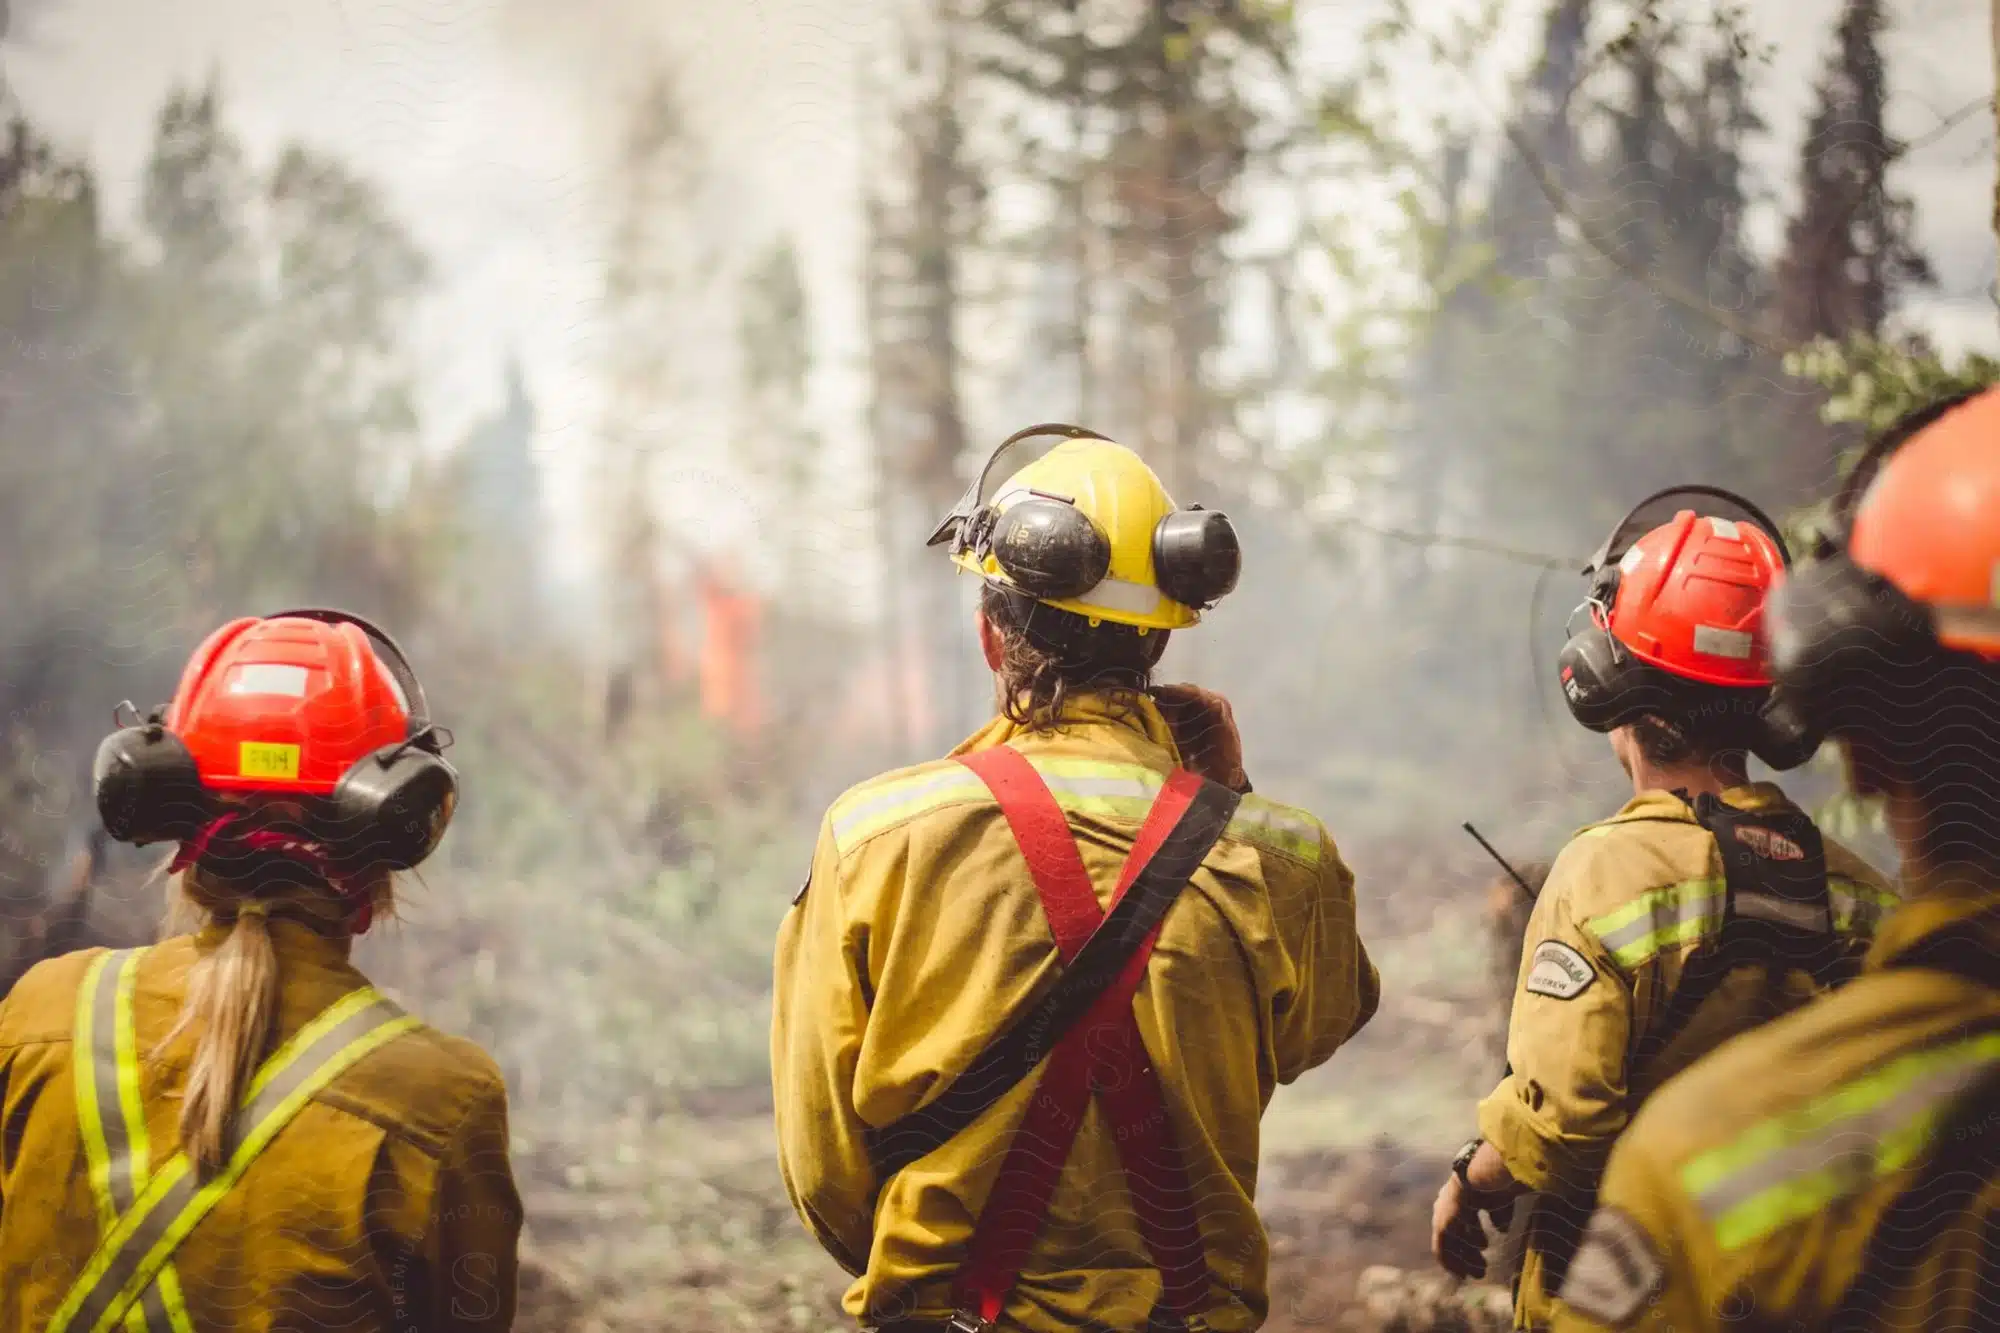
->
[166,895,280,1172]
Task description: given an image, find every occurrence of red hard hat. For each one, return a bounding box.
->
[1848,388,2000,660]
[164,616,414,796]
[1601,509,1785,687]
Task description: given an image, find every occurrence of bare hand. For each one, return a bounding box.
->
[1149,684,1249,792]
[1431,1173,1511,1281]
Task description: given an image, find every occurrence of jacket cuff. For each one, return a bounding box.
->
[1476,1078,1558,1194]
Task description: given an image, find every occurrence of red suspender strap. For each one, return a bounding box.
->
[951,745,1210,1327]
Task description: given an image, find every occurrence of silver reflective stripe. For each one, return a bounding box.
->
[61,996,410,1333]
[1593,886,1723,959]
[1076,576,1161,616]
[1692,625,1753,659]
[85,952,177,1333]
[1734,892,1831,933]
[1040,773,1156,801]
[87,952,137,1213]
[1692,1057,1988,1226]
[1830,887,1876,932]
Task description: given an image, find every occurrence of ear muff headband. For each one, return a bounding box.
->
[929,423,1241,613]
[925,422,1115,551]
[94,610,457,871]
[1585,484,1793,578]
[1769,389,1992,713]
[265,606,434,741]
[1826,387,1987,537]
[1561,486,1804,762]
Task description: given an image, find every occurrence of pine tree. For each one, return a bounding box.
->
[1488,0,1593,279]
[1775,0,1931,345]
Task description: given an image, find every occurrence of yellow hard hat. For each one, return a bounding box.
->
[926,423,1241,631]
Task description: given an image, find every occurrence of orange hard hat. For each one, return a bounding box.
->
[165,615,415,795]
[1847,388,2000,659]
[1600,508,1786,687]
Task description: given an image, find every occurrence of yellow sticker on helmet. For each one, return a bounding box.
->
[238,742,301,780]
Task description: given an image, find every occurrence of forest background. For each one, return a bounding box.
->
[0,0,1995,1327]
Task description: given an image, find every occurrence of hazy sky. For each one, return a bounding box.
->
[3,0,1994,602]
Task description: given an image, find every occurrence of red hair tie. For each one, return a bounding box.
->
[169,814,373,933]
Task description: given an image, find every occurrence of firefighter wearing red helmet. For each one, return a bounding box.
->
[0,610,520,1333]
[1553,389,2000,1332]
[1429,491,1897,1331]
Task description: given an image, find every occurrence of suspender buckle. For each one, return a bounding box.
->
[946,1311,994,1333]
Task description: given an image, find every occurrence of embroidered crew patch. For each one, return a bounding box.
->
[1560,1206,1665,1325]
[1524,939,1597,1000]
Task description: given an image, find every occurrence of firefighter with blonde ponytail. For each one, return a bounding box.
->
[0,610,520,1333]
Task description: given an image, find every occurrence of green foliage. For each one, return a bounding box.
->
[1784,335,2000,436]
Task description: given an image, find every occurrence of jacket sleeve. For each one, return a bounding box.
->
[1549,1131,1716,1331]
[1478,844,1631,1196]
[770,816,875,1276]
[1272,826,1379,1084]
[423,1075,523,1332]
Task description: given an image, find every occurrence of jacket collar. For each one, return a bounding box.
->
[1865,872,2000,973]
[948,691,1184,769]
[1588,782,1792,834]
[192,916,360,974]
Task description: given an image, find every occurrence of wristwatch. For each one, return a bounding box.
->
[1451,1137,1484,1190]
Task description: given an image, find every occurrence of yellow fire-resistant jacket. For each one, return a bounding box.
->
[1550,878,2000,1332]
[0,921,521,1333]
[771,693,1380,1331]
[1476,785,1898,1329]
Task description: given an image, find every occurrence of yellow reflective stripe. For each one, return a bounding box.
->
[829,766,989,851]
[109,953,194,1333]
[152,1269,194,1333]
[110,1015,420,1330]
[1587,878,1727,969]
[832,753,1322,864]
[1227,795,1322,864]
[113,956,147,1182]
[46,989,417,1333]
[74,952,117,1236]
[1684,1031,2000,1252]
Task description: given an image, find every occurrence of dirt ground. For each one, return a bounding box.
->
[508,1120,1513,1333]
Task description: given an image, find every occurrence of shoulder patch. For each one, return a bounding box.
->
[1559,1206,1665,1326]
[1734,825,1805,861]
[1524,939,1597,1000]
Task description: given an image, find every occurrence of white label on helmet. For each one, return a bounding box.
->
[1524,939,1596,999]
[1692,625,1753,659]
[1619,546,1645,575]
[1081,576,1163,616]
[1708,516,1741,541]
[227,664,308,698]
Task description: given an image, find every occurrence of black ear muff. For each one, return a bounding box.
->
[1558,624,1639,732]
[1769,556,1937,718]
[93,712,212,845]
[987,496,1111,601]
[1750,686,1823,771]
[319,735,459,873]
[1153,507,1241,610]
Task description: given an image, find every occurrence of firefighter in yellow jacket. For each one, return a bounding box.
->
[772,425,1379,1332]
[1552,389,2000,1331]
[1430,490,1898,1329]
[0,609,520,1333]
